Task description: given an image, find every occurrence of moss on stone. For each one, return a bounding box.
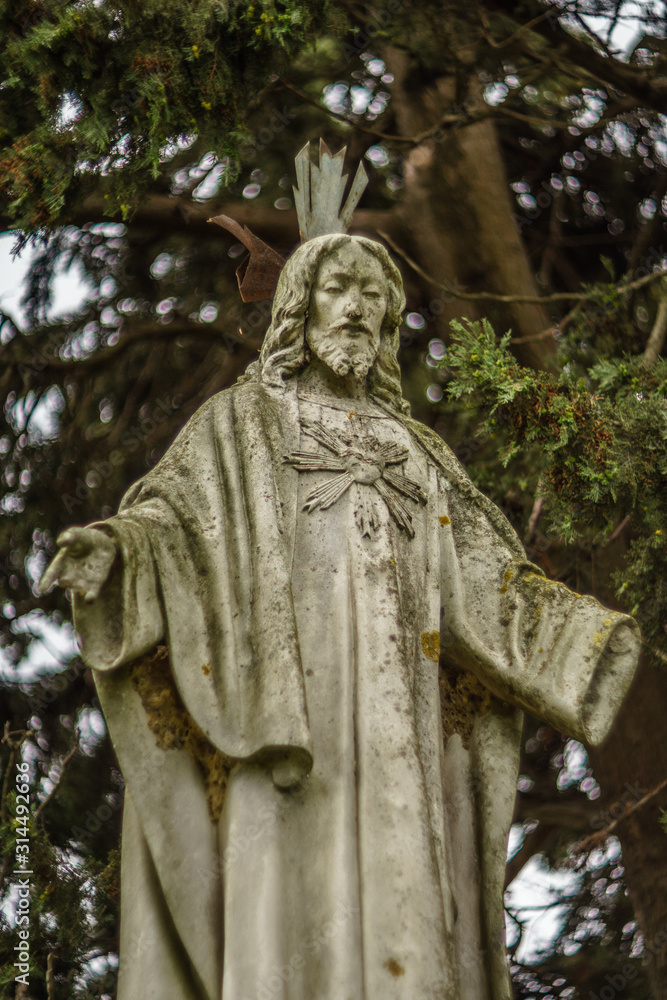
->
[130,645,231,822]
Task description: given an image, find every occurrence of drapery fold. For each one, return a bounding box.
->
[73,378,639,1000]
[76,382,312,777]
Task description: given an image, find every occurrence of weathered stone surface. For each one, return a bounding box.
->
[41,232,640,1000]
[130,645,232,822]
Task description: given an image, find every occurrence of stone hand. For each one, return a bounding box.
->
[40,527,118,603]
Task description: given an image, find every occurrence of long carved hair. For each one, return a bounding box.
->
[241,234,409,415]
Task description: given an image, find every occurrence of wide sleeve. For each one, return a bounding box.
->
[72,503,167,672]
[438,470,640,746]
[73,384,312,781]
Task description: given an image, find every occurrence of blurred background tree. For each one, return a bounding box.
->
[1,1,666,997]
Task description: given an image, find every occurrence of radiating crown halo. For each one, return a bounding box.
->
[208,138,369,301]
[292,138,369,242]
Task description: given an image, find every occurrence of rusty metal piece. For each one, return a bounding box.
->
[208,214,285,302]
[210,139,369,300]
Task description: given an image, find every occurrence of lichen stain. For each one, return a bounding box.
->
[440,665,492,747]
[201,663,211,676]
[439,515,450,526]
[499,569,514,594]
[421,631,440,662]
[384,958,405,977]
[130,645,231,823]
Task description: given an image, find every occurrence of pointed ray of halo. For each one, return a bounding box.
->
[375,441,410,465]
[355,490,380,539]
[285,452,346,472]
[300,419,345,456]
[374,478,416,538]
[293,139,369,242]
[382,469,428,505]
[302,473,355,512]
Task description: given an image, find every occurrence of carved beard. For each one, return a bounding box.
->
[310,333,377,379]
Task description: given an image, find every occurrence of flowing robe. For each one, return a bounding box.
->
[73,377,640,1000]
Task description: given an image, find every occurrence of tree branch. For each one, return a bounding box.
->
[0,725,30,893]
[34,734,80,823]
[5,320,258,379]
[476,0,578,50]
[278,77,485,144]
[279,76,633,150]
[378,229,667,306]
[523,8,667,114]
[608,513,631,543]
[46,949,59,1000]
[643,284,667,364]
[570,776,667,855]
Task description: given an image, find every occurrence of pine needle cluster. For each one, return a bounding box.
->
[0,0,336,231]
[443,297,667,652]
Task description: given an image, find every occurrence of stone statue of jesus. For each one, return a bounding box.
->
[42,232,639,1000]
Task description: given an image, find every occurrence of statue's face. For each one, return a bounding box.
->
[305,242,388,379]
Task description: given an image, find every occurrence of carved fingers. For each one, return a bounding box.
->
[40,527,118,603]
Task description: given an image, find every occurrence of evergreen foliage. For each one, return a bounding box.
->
[443,308,666,648]
[1,1,667,997]
[0,0,337,231]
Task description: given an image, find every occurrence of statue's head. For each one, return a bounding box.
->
[248,234,408,414]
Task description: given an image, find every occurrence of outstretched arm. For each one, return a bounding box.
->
[40,511,165,672]
[438,469,640,746]
[40,527,118,602]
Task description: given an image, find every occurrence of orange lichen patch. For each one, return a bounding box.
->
[38,71,59,108]
[384,958,405,977]
[421,631,441,663]
[440,665,492,747]
[130,646,232,822]
[98,848,120,900]
[439,515,450,526]
[132,53,164,77]
[504,570,513,582]
[0,134,74,229]
[499,585,508,594]
[348,411,356,419]
[201,663,211,675]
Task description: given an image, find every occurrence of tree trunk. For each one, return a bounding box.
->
[589,656,667,997]
[382,45,554,369]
